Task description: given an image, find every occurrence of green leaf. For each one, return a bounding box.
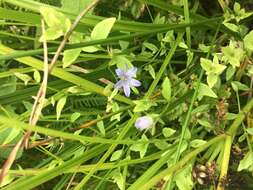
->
[82,45,100,53]
[130,134,149,158]
[70,112,81,123]
[62,48,82,68]
[179,42,188,49]
[39,27,63,42]
[111,169,124,190]
[231,81,249,92]
[14,72,32,85]
[222,41,244,68]
[197,83,217,100]
[190,139,206,148]
[33,70,41,83]
[91,17,116,40]
[147,64,156,79]
[226,66,235,81]
[200,58,212,73]
[162,127,176,138]
[97,115,105,136]
[133,99,157,112]
[161,77,172,102]
[154,141,170,150]
[40,7,71,33]
[110,149,123,161]
[56,96,67,120]
[109,55,133,68]
[143,42,158,53]
[69,32,83,43]
[175,165,193,190]
[197,119,213,131]
[223,22,239,32]
[62,0,94,13]
[238,152,253,171]
[207,73,218,88]
[246,128,253,135]
[244,30,253,52]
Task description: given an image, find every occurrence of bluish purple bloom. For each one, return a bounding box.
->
[135,116,153,131]
[114,66,141,97]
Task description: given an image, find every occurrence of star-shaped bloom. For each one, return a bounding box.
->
[135,116,153,131]
[114,66,141,97]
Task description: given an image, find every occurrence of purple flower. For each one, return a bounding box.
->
[114,66,141,97]
[135,116,153,131]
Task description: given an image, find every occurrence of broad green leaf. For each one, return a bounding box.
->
[223,22,239,32]
[190,139,207,148]
[82,45,100,53]
[161,77,172,102]
[69,32,83,43]
[212,63,226,75]
[222,41,244,68]
[143,42,158,53]
[40,7,71,33]
[56,96,67,120]
[63,48,82,68]
[179,42,188,49]
[225,113,238,120]
[175,165,193,190]
[110,149,123,161]
[207,73,218,88]
[130,134,149,158]
[244,30,253,52]
[70,112,81,123]
[119,41,129,50]
[111,169,124,190]
[91,17,116,40]
[226,66,235,81]
[162,127,176,138]
[246,128,253,135]
[33,70,41,83]
[133,99,157,112]
[147,64,156,79]
[197,83,217,100]
[198,44,211,53]
[109,55,133,69]
[231,81,249,92]
[14,72,32,85]
[238,152,253,171]
[154,141,170,150]
[39,27,63,42]
[200,58,212,73]
[62,0,94,13]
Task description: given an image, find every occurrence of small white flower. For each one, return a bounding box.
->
[135,116,153,131]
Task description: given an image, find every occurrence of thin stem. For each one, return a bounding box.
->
[144,33,184,99]
[183,0,191,48]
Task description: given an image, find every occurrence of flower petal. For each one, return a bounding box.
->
[135,116,153,131]
[130,79,141,87]
[126,67,137,77]
[115,80,123,89]
[123,84,131,97]
[115,68,124,77]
